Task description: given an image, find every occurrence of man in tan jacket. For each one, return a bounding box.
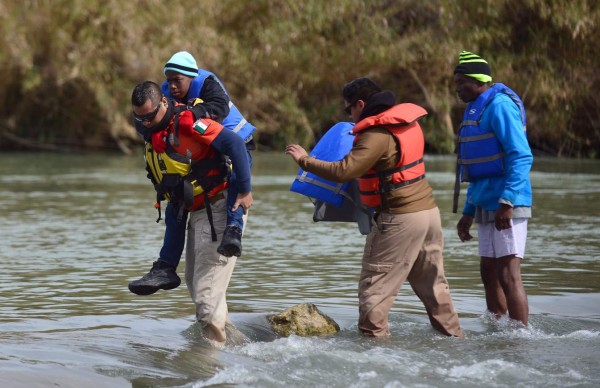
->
[285,77,463,338]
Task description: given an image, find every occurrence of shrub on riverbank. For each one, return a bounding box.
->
[0,0,598,157]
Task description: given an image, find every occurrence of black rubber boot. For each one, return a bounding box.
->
[217,225,243,257]
[128,260,181,295]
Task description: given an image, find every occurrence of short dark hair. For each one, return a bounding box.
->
[342,77,382,104]
[131,81,162,107]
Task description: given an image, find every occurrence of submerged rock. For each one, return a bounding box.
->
[267,303,340,337]
[224,321,251,346]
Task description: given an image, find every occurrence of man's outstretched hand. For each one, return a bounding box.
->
[285,144,308,164]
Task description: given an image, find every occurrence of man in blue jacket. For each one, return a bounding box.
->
[453,51,533,326]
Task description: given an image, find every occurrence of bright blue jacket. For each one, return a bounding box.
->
[161,69,256,143]
[463,91,533,216]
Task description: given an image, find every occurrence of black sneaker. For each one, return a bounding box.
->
[128,261,181,295]
[217,225,243,257]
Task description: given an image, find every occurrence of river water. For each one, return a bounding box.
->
[0,151,598,387]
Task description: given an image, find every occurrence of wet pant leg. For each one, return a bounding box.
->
[358,211,426,336]
[158,202,188,269]
[225,170,245,230]
[358,208,462,337]
[407,207,463,337]
[185,195,247,343]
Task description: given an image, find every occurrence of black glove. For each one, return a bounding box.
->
[187,98,209,120]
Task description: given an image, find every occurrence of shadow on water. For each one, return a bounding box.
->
[0,152,599,387]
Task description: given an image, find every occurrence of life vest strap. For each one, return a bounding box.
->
[458,152,505,165]
[173,114,181,147]
[196,191,228,242]
[156,153,168,175]
[459,132,497,142]
[361,158,424,179]
[206,196,218,241]
[452,155,461,214]
[183,180,195,208]
[460,119,479,127]
[296,174,346,195]
[232,118,247,134]
[155,193,163,223]
[146,156,161,187]
[359,174,425,196]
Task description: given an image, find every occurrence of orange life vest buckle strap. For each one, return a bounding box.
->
[359,175,426,197]
[361,158,424,179]
[154,196,162,223]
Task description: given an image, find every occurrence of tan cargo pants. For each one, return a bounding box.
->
[358,207,463,338]
[185,194,246,344]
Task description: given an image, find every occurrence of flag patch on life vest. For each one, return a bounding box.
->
[193,119,209,134]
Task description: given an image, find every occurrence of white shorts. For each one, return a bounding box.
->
[477,218,528,259]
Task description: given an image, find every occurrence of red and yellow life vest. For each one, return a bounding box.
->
[352,103,427,208]
[145,104,229,213]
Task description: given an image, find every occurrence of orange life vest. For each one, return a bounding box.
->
[352,103,428,208]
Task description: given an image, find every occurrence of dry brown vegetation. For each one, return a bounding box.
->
[0,0,598,157]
